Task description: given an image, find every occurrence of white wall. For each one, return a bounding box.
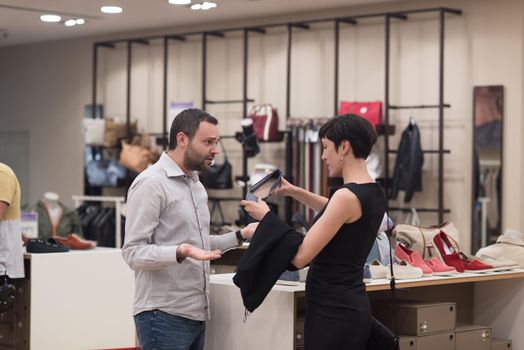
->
[0,0,522,253]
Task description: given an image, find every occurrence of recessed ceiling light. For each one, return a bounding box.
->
[201,1,217,10]
[101,6,123,14]
[191,1,217,10]
[40,14,62,23]
[169,0,191,4]
[64,19,76,27]
[75,18,85,25]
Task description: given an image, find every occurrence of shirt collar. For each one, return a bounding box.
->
[158,152,199,181]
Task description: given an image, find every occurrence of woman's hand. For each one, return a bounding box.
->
[240,198,270,221]
[272,177,296,197]
[176,243,222,261]
[240,222,259,240]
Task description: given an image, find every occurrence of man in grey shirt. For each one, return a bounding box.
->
[122,108,257,350]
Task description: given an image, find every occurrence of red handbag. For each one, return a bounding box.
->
[338,101,383,127]
[248,104,280,141]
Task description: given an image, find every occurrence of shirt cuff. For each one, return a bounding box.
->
[159,245,184,264]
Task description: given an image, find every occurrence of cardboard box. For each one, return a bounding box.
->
[417,331,455,350]
[372,300,456,336]
[455,324,491,350]
[399,336,417,349]
[491,337,512,350]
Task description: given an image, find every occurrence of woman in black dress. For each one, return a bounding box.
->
[242,114,387,350]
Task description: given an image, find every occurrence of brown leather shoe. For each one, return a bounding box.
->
[54,234,96,250]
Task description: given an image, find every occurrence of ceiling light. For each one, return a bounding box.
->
[169,0,191,4]
[201,1,217,10]
[64,19,76,27]
[101,6,123,14]
[190,1,217,10]
[75,18,85,25]
[40,14,62,23]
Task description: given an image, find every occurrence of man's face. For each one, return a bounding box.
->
[183,121,220,172]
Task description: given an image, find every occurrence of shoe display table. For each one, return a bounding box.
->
[205,270,524,350]
[0,248,136,350]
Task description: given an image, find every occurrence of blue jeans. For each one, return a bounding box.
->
[134,310,205,350]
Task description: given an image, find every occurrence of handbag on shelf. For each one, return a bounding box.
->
[393,222,460,259]
[119,136,151,173]
[83,118,105,146]
[248,104,281,141]
[199,139,233,189]
[338,101,383,128]
[104,118,138,148]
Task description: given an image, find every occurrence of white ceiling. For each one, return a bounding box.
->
[0,0,403,47]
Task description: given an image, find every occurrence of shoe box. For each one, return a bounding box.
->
[455,324,491,350]
[399,336,417,349]
[416,331,455,350]
[491,337,512,350]
[372,300,456,336]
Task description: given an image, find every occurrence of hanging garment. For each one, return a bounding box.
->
[389,121,424,203]
[29,201,83,239]
[233,211,304,312]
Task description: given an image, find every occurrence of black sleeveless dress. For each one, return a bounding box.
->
[304,182,387,350]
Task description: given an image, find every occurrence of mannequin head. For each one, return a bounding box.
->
[43,192,60,202]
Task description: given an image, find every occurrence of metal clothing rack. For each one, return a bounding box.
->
[72,195,125,248]
[91,6,462,224]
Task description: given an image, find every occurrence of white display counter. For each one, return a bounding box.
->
[0,248,136,350]
[206,269,524,350]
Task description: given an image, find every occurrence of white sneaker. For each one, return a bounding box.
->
[386,260,423,279]
[368,259,389,279]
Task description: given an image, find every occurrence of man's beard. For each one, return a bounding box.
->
[184,143,211,172]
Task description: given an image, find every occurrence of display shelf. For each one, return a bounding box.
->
[206,269,524,350]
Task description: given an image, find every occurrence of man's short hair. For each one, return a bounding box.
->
[318,114,377,159]
[168,108,218,150]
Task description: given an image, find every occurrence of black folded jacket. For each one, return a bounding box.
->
[233,211,304,312]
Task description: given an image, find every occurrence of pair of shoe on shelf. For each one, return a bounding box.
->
[432,231,517,273]
[395,242,457,277]
[24,233,96,253]
[366,259,425,281]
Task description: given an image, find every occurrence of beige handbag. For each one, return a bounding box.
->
[393,222,460,259]
[119,140,150,173]
[104,118,138,147]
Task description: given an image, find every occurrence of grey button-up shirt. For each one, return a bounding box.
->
[122,152,238,320]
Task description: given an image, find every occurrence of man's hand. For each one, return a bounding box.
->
[240,222,259,240]
[176,243,222,261]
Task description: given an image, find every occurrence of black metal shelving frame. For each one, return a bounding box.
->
[91,6,461,224]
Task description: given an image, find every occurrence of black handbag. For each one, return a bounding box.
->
[199,139,233,189]
[0,273,15,313]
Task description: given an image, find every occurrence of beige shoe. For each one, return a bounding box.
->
[368,259,389,279]
[386,260,424,279]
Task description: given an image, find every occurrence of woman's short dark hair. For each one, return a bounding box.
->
[318,114,377,159]
[168,108,218,150]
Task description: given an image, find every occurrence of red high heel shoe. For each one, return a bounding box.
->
[432,230,466,273]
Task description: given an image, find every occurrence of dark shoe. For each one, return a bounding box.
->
[26,239,69,253]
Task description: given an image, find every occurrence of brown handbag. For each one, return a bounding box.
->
[104,118,138,147]
[393,222,460,259]
[119,141,150,173]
